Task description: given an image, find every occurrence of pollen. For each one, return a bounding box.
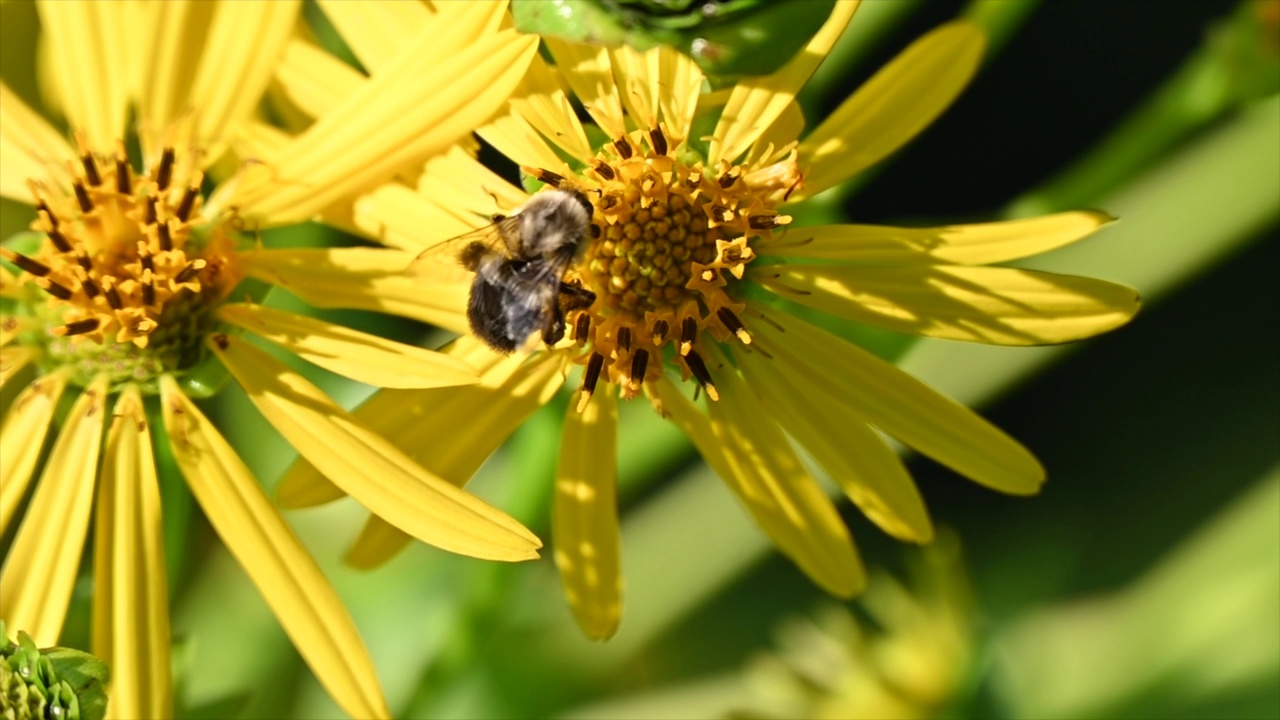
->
[2,135,241,388]
[531,124,793,408]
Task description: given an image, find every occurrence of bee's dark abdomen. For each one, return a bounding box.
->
[467,276,521,353]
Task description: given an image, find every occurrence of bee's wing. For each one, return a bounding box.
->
[406,216,521,283]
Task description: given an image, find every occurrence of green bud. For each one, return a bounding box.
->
[1,623,109,720]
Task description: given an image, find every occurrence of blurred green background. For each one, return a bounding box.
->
[3,0,1277,718]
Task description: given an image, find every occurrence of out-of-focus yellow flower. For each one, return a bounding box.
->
[278,1,1139,640]
[0,1,539,717]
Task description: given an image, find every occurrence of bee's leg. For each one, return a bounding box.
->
[542,306,567,346]
[559,281,596,311]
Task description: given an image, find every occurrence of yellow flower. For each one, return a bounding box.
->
[0,1,538,717]
[278,2,1139,640]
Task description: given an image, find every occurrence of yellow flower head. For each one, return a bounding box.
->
[0,1,541,717]
[284,1,1140,640]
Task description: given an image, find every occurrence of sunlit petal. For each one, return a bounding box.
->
[734,346,933,543]
[758,211,1117,264]
[0,370,71,538]
[0,264,22,299]
[745,100,805,168]
[0,346,35,389]
[476,105,568,171]
[275,37,366,120]
[93,386,171,720]
[793,21,985,201]
[34,0,130,149]
[554,390,622,640]
[656,46,703,141]
[0,375,108,645]
[135,0,210,152]
[216,303,476,389]
[748,310,1044,495]
[513,54,594,163]
[610,45,661,128]
[211,333,542,562]
[158,375,390,720]
[354,182,481,253]
[545,39,627,138]
[0,82,76,202]
[654,373,865,597]
[752,262,1141,345]
[314,0,434,73]
[708,0,859,166]
[240,247,469,334]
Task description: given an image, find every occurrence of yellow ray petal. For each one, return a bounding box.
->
[745,100,805,168]
[418,145,529,220]
[135,0,213,156]
[93,386,171,720]
[545,39,627,138]
[0,375,108,645]
[793,21,985,201]
[1,315,35,347]
[0,346,35,389]
[708,0,859,166]
[216,303,476,389]
[656,46,703,141]
[610,45,661,128]
[1,264,23,299]
[315,0,433,74]
[274,36,366,121]
[734,347,932,543]
[0,82,76,202]
[157,375,390,720]
[554,390,622,640]
[354,182,482,253]
[0,370,71,537]
[186,0,300,161]
[752,262,1141,345]
[210,334,542,561]
[34,0,129,150]
[511,54,594,162]
[747,309,1044,495]
[476,105,568,171]
[758,211,1117,264]
[240,247,469,333]
[654,373,865,597]
[218,28,537,225]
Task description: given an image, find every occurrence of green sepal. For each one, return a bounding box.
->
[1,623,110,720]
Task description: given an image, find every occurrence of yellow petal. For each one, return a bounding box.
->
[354,181,483,253]
[748,309,1044,495]
[0,375,108,645]
[157,375,390,720]
[216,303,477,389]
[135,0,209,154]
[0,370,71,538]
[759,211,1117,264]
[708,0,859,166]
[654,372,865,597]
[610,45,661,128]
[793,21,985,201]
[1,264,23,299]
[417,145,529,221]
[240,247,469,334]
[314,0,434,74]
[476,105,568,171]
[734,346,933,543]
[655,46,703,141]
[512,54,594,163]
[1,315,35,347]
[752,262,1141,345]
[210,333,542,561]
[0,82,76,202]
[275,37,366,120]
[554,390,622,639]
[185,0,300,160]
[745,100,805,168]
[0,346,35,389]
[34,0,130,150]
[545,39,627,138]
[218,28,538,225]
[93,386,171,720]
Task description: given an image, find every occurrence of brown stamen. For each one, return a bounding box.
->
[679,316,697,356]
[716,307,752,344]
[155,147,175,190]
[1,249,52,277]
[174,259,207,284]
[592,161,615,181]
[102,279,123,310]
[73,181,94,213]
[45,223,73,254]
[158,221,173,251]
[176,182,199,221]
[616,327,631,353]
[141,272,156,306]
[685,350,719,401]
[576,352,605,413]
[54,318,101,337]
[613,136,633,159]
[573,313,591,344]
[651,319,669,345]
[144,195,157,225]
[38,279,74,300]
[81,152,102,187]
[649,127,667,156]
[115,142,132,195]
[749,214,788,230]
[630,349,649,385]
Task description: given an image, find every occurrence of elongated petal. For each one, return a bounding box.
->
[759,211,1117,264]
[315,0,434,74]
[157,375,390,720]
[135,0,210,149]
[417,145,529,221]
[216,303,476,389]
[546,39,627,138]
[745,100,805,168]
[211,334,541,561]
[735,347,933,543]
[610,45,661,128]
[554,390,622,639]
[748,309,1044,494]
[794,21,984,200]
[240,247,469,333]
[0,346,35,388]
[1,316,35,347]
[656,47,703,141]
[476,106,568,171]
[752,262,1141,345]
[708,0,859,166]
[0,264,23,299]
[0,375,108,645]
[93,386,171,720]
[654,374,864,597]
[513,55,594,163]
[35,0,130,150]
[186,0,300,159]
[354,182,481,253]
[276,37,366,120]
[218,28,537,225]
[0,371,71,538]
[0,83,76,201]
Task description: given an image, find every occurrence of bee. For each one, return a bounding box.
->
[411,188,598,353]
